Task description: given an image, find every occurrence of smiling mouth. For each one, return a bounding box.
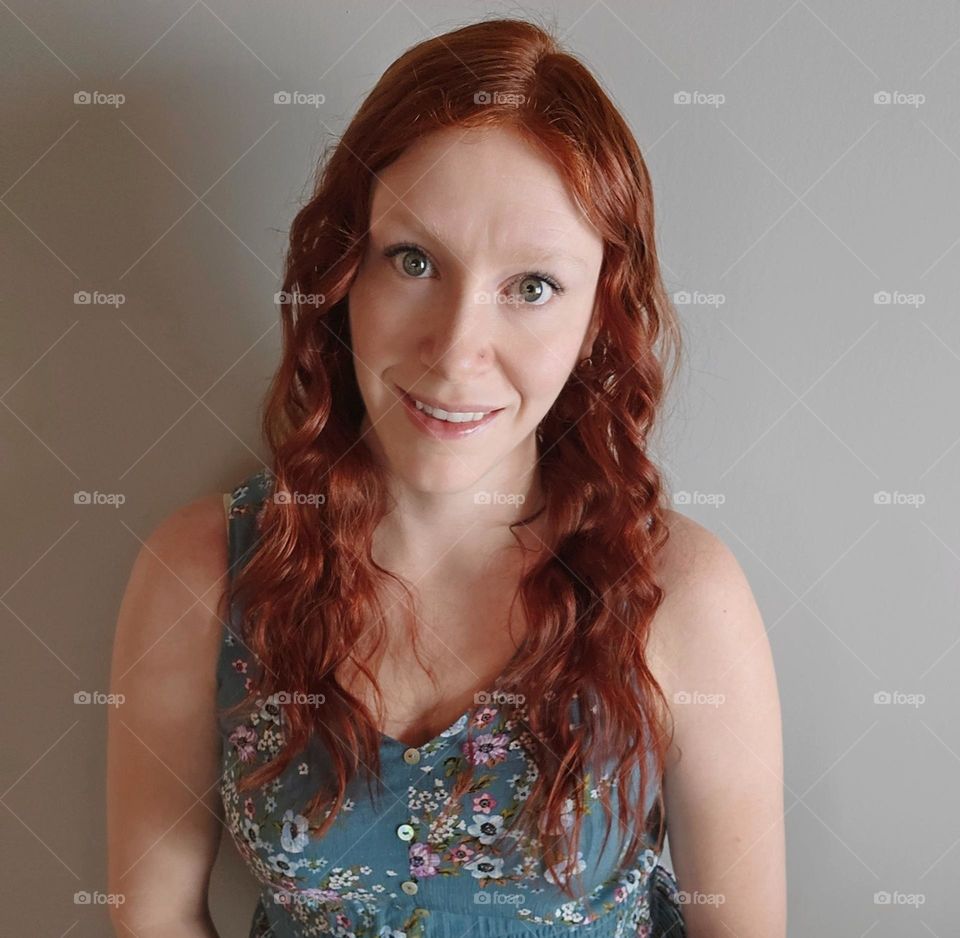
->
[396,386,505,439]
[396,386,505,423]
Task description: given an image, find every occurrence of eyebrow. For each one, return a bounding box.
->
[380,208,589,271]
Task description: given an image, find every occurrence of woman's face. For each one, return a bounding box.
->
[348,124,604,495]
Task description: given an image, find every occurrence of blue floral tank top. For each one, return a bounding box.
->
[217,468,687,938]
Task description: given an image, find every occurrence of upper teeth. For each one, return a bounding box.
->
[413,398,488,423]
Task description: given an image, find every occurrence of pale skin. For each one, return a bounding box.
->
[107,125,786,936]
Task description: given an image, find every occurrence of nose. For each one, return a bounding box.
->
[419,286,494,380]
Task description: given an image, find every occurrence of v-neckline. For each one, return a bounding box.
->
[378,705,473,752]
[377,651,525,751]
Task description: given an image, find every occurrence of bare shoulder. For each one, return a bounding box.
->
[646,511,787,932]
[107,491,232,923]
[112,492,230,691]
[646,509,776,742]
[138,492,229,598]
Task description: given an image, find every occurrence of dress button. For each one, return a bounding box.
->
[403,747,421,765]
[401,880,419,895]
[396,823,415,841]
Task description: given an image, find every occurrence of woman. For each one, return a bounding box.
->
[107,17,785,938]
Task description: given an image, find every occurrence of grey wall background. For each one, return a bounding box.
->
[3,1,958,935]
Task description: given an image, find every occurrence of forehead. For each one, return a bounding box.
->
[368,125,603,263]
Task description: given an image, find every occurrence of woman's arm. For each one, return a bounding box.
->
[106,494,230,937]
[649,513,787,937]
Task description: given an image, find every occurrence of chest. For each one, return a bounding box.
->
[342,582,530,749]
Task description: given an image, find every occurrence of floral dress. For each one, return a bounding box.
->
[218,468,687,938]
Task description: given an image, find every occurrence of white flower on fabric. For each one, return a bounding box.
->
[556,900,588,924]
[464,854,505,879]
[466,813,505,844]
[280,809,310,853]
[543,851,587,886]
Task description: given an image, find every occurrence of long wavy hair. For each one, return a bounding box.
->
[221,15,682,900]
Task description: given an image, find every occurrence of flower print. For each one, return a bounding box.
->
[229,725,258,763]
[543,851,587,886]
[618,867,645,896]
[555,900,588,925]
[243,798,255,819]
[267,853,300,877]
[300,886,340,905]
[463,732,510,768]
[409,842,442,878]
[473,706,498,729]
[231,483,250,501]
[280,809,311,853]
[232,658,248,675]
[259,695,283,724]
[467,813,505,845]
[639,848,658,874]
[473,793,497,814]
[264,796,277,813]
[257,725,282,755]
[379,928,406,938]
[240,818,262,849]
[298,762,309,775]
[448,843,475,864]
[464,854,505,879]
[440,712,469,737]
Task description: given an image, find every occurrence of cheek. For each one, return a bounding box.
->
[348,276,407,363]
[504,331,582,409]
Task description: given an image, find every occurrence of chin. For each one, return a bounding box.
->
[394,456,489,496]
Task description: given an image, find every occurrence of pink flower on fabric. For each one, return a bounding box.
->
[473,792,497,814]
[232,658,248,674]
[462,732,510,767]
[229,725,258,762]
[473,707,498,729]
[448,844,476,864]
[409,841,442,877]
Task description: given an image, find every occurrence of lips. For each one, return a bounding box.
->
[395,384,504,416]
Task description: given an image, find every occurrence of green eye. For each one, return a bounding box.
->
[515,275,554,305]
[385,245,434,278]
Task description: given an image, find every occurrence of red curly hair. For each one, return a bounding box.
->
[221,15,682,900]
